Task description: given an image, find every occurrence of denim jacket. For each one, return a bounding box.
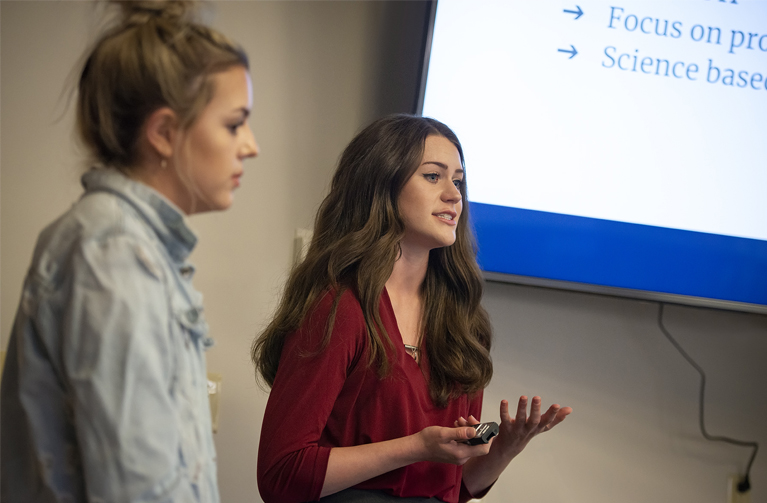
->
[1,169,219,503]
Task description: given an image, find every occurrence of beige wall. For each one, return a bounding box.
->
[1,2,765,503]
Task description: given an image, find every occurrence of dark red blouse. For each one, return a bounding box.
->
[257,288,484,503]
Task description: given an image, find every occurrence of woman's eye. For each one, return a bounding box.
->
[227,122,244,135]
[423,173,439,183]
[453,179,464,189]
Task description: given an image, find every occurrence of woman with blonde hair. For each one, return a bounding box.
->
[1,1,257,501]
[253,114,571,503]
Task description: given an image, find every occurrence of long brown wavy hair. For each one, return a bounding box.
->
[251,114,492,408]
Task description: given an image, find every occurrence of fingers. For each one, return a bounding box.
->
[424,425,473,443]
[528,396,542,428]
[448,425,476,442]
[454,415,478,427]
[499,399,512,425]
[538,404,572,432]
[442,426,492,456]
[546,406,573,431]
[502,396,572,434]
[537,404,560,431]
[420,426,490,465]
[540,403,559,422]
[515,396,528,426]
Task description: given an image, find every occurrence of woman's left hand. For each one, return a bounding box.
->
[456,396,572,462]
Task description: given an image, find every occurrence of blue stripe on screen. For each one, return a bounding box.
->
[470,202,767,306]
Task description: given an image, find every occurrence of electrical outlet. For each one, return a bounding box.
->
[727,475,750,503]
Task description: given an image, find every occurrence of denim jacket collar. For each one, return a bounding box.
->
[81,168,197,263]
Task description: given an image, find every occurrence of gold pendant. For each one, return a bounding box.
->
[404,344,420,361]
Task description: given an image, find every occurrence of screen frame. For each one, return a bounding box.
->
[416,0,767,316]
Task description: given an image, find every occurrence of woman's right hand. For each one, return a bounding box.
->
[415,425,493,465]
[320,423,492,498]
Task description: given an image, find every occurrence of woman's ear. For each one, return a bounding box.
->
[144,107,179,160]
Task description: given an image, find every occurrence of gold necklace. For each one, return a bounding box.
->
[404,344,420,361]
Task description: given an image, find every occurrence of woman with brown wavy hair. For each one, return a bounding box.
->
[253,114,571,503]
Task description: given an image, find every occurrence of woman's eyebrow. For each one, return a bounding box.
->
[421,161,464,175]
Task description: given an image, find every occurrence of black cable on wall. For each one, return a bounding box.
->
[658,303,759,493]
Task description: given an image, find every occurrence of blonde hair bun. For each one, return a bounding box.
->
[115,0,196,27]
[78,0,248,169]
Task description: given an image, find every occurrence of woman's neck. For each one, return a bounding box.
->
[385,246,429,349]
[385,245,429,298]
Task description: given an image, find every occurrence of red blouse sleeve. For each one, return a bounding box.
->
[257,291,367,503]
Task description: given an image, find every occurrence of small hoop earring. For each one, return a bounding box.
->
[160,159,167,169]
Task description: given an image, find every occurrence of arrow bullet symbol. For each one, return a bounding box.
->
[563,5,584,20]
[558,45,578,59]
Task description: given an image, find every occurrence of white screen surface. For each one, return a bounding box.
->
[423,0,767,242]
